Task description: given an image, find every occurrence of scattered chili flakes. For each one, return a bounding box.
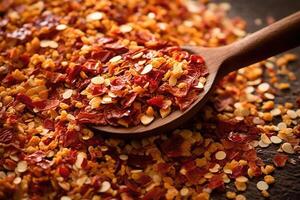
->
[273,153,289,167]
[0,0,299,200]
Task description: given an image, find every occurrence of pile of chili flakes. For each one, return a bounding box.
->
[0,0,299,200]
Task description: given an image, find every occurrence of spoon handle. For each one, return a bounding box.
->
[221,11,300,74]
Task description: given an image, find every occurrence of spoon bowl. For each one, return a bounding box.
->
[93,12,300,136]
[93,48,219,137]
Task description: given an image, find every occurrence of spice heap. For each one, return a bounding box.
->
[0,0,209,128]
[0,0,299,200]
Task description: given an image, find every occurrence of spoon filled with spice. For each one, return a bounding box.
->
[93,11,300,136]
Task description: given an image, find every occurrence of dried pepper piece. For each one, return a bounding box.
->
[273,153,289,167]
[208,174,224,190]
[142,187,166,200]
[0,128,14,144]
[76,112,106,125]
[146,96,164,108]
[127,154,154,169]
[16,93,59,111]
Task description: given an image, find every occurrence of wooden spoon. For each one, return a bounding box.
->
[93,11,300,136]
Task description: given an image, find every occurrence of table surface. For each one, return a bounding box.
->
[212,1,300,199]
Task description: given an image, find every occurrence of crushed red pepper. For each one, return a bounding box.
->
[1,0,209,128]
[0,0,299,200]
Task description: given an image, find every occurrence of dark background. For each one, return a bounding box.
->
[212,1,300,199]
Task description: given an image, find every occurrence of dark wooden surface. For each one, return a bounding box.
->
[212,1,300,199]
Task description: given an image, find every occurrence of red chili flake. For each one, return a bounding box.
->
[0,107,6,121]
[0,0,13,12]
[80,184,90,196]
[91,176,102,190]
[76,78,91,91]
[155,163,171,175]
[159,83,189,98]
[119,192,135,200]
[146,70,163,92]
[160,134,184,158]
[91,84,108,96]
[217,120,260,141]
[190,54,205,65]
[6,114,18,125]
[296,97,300,107]
[142,187,166,200]
[231,165,247,178]
[16,93,59,111]
[237,122,260,136]
[62,150,78,165]
[43,119,55,130]
[174,173,188,185]
[124,49,145,60]
[243,149,257,162]
[182,160,196,171]
[88,147,103,161]
[0,128,14,144]
[25,150,46,164]
[82,60,103,75]
[227,132,251,143]
[104,42,128,54]
[42,137,53,146]
[91,47,114,63]
[248,161,262,177]
[221,140,236,150]
[16,93,34,110]
[81,157,89,170]
[110,77,126,92]
[2,74,19,86]
[175,89,199,111]
[133,76,147,86]
[35,14,59,29]
[225,149,241,160]
[19,53,30,66]
[36,160,51,169]
[161,46,181,55]
[185,167,207,184]
[176,51,190,61]
[32,99,60,111]
[122,179,140,198]
[44,70,66,84]
[60,130,83,149]
[135,30,157,45]
[147,96,164,108]
[3,158,17,170]
[273,153,289,167]
[66,64,82,84]
[127,154,154,169]
[74,40,84,49]
[135,174,152,186]
[217,120,238,136]
[6,24,32,41]
[208,174,224,189]
[76,112,106,125]
[108,8,129,24]
[122,93,138,108]
[214,95,234,112]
